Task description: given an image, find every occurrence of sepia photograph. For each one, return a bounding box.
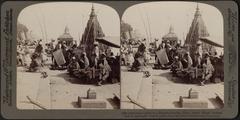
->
[17,2,120,109]
[120,2,224,109]
[1,0,239,119]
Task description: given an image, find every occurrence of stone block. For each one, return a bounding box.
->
[78,97,106,108]
[87,88,96,99]
[188,88,198,99]
[179,96,208,108]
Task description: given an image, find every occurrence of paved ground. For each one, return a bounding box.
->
[151,68,224,109]
[121,65,224,109]
[121,66,153,109]
[17,63,223,109]
[17,67,48,109]
[17,66,120,109]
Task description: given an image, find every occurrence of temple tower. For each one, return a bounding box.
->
[184,4,211,56]
[80,4,105,58]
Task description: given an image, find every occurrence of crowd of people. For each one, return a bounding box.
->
[17,39,120,86]
[65,42,120,86]
[169,41,224,86]
[17,44,31,67]
[17,39,48,78]
[121,39,151,68]
[121,38,224,86]
[17,37,223,86]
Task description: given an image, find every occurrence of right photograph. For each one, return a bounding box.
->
[120,2,224,109]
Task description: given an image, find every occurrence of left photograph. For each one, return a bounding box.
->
[17,2,120,109]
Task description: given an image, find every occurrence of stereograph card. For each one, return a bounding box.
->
[1,0,239,119]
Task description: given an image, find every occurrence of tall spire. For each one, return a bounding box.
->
[185,3,210,56]
[92,3,94,11]
[80,4,105,59]
[195,3,201,17]
[90,3,96,17]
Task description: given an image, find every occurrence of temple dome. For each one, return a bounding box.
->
[58,26,73,46]
[163,26,178,39]
[58,26,73,40]
[162,25,178,41]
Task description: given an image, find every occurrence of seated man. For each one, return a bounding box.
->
[130,43,147,71]
[170,56,183,76]
[67,56,80,75]
[182,52,193,69]
[75,52,91,82]
[107,52,116,68]
[200,53,215,86]
[17,45,24,66]
[127,52,134,67]
[181,52,197,83]
[130,52,145,71]
[98,53,112,86]
[28,53,40,72]
[106,52,120,83]
[79,52,89,69]
[28,53,48,78]
[193,52,202,68]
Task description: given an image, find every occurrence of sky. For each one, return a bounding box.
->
[122,2,224,45]
[18,2,120,44]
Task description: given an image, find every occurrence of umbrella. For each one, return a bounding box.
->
[95,36,120,48]
[199,37,224,48]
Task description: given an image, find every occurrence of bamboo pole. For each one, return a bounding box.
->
[145,8,153,44]
[138,7,149,41]
[34,11,45,41]
[126,95,147,109]
[40,8,48,43]
[26,96,47,110]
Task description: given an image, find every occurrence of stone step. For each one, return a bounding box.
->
[180,96,208,108]
[78,97,107,108]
